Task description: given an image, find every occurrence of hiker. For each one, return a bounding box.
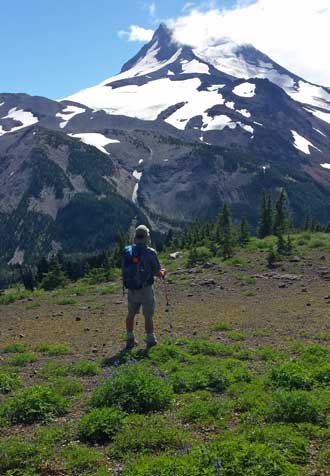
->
[121,225,166,350]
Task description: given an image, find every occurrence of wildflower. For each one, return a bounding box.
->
[113,463,123,475]
[215,460,222,474]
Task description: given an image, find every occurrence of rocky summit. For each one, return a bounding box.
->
[1,23,330,263]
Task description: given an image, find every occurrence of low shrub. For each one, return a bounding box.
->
[110,414,188,456]
[2,385,68,424]
[62,444,104,475]
[40,361,70,378]
[246,424,308,464]
[90,364,173,413]
[35,343,72,356]
[212,321,232,331]
[227,331,245,341]
[269,363,313,390]
[184,339,233,357]
[314,364,330,384]
[178,391,230,426]
[78,407,126,444]
[7,352,38,367]
[0,437,40,473]
[268,390,323,424]
[0,372,21,393]
[49,377,84,396]
[170,363,229,394]
[3,343,28,353]
[70,360,100,376]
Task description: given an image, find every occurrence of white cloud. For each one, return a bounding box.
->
[148,1,156,18]
[118,25,154,42]
[168,0,330,86]
[182,2,195,12]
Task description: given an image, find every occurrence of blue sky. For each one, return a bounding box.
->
[0,0,236,99]
[1,0,329,99]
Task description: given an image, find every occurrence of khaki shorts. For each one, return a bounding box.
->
[127,285,155,321]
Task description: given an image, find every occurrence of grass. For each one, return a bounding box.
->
[1,239,330,474]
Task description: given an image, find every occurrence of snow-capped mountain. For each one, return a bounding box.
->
[65,23,330,129]
[1,23,330,264]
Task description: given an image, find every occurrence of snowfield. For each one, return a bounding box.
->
[291,130,319,155]
[56,105,86,128]
[0,108,39,136]
[68,133,120,155]
[233,83,256,98]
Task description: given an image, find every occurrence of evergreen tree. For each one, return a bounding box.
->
[304,212,312,231]
[267,247,277,268]
[219,203,234,259]
[277,234,287,256]
[285,235,294,256]
[40,257,69,291]
[239,217,250,247]
[187,248,198,268]
[36,257,49,283]
[273,189,289,236]
[165,229,174,248]
[258,191,273,238]
[21,267,35,291]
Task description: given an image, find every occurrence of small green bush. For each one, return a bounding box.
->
[170,363,229,394]
[227,331,245,341]
[90,364,173,413]
[184,339,233,356]
[35,343,72,356]
[7,352,38,367]
[110,414,187,456]
[212,321,232,331]
[49,377,84,396]
[3,343,28,353]
[146,344,192,364]
[246,424,308,464]
[178,391,230,426]
[40,361,70,378]
[70,360,100,376]
[0,289,31,305]
[53,297,77,305]
[0,372,21,393]
[269,363,313,389]
[2,385,68,424]
[78,407,126,444]
[314,364,330,384]
[268,390,323,424]
[62,444,104,475]
[0,437,40,473]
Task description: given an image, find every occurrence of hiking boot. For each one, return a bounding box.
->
[146,340,157,350]
[125,338,138,350]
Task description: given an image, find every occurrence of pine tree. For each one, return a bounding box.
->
[267,247,277,268]
[239,217,250,247]
[285,235,294,256]
[21,267,35,291]
[304,213,312,231]
[187,248,198,268]
[219,203,234,259]
[277,234,287,256]
[40,257,69,291]
[258,192,273,238]
[273,189,289,236]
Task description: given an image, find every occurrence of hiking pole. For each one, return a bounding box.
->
[163,277,174,334]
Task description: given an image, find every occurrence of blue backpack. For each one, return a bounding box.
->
[122,244,151,290]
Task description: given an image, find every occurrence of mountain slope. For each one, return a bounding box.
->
[1,23,330,264]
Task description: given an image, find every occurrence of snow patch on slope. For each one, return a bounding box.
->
[233,82,256,98]
[305,108,330,125]
[56,105,86,128]
[68,133,120,155]
[291,130,319,155]
[320,163,330,170]
[181,60,210,75]
[0,108,39,136]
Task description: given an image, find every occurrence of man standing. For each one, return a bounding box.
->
[122,225,166,350]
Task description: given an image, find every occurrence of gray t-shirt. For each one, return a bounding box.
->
[141,246,161,285]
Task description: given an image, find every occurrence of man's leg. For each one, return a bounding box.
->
[126,290,140,349]
[142,286,157,347]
